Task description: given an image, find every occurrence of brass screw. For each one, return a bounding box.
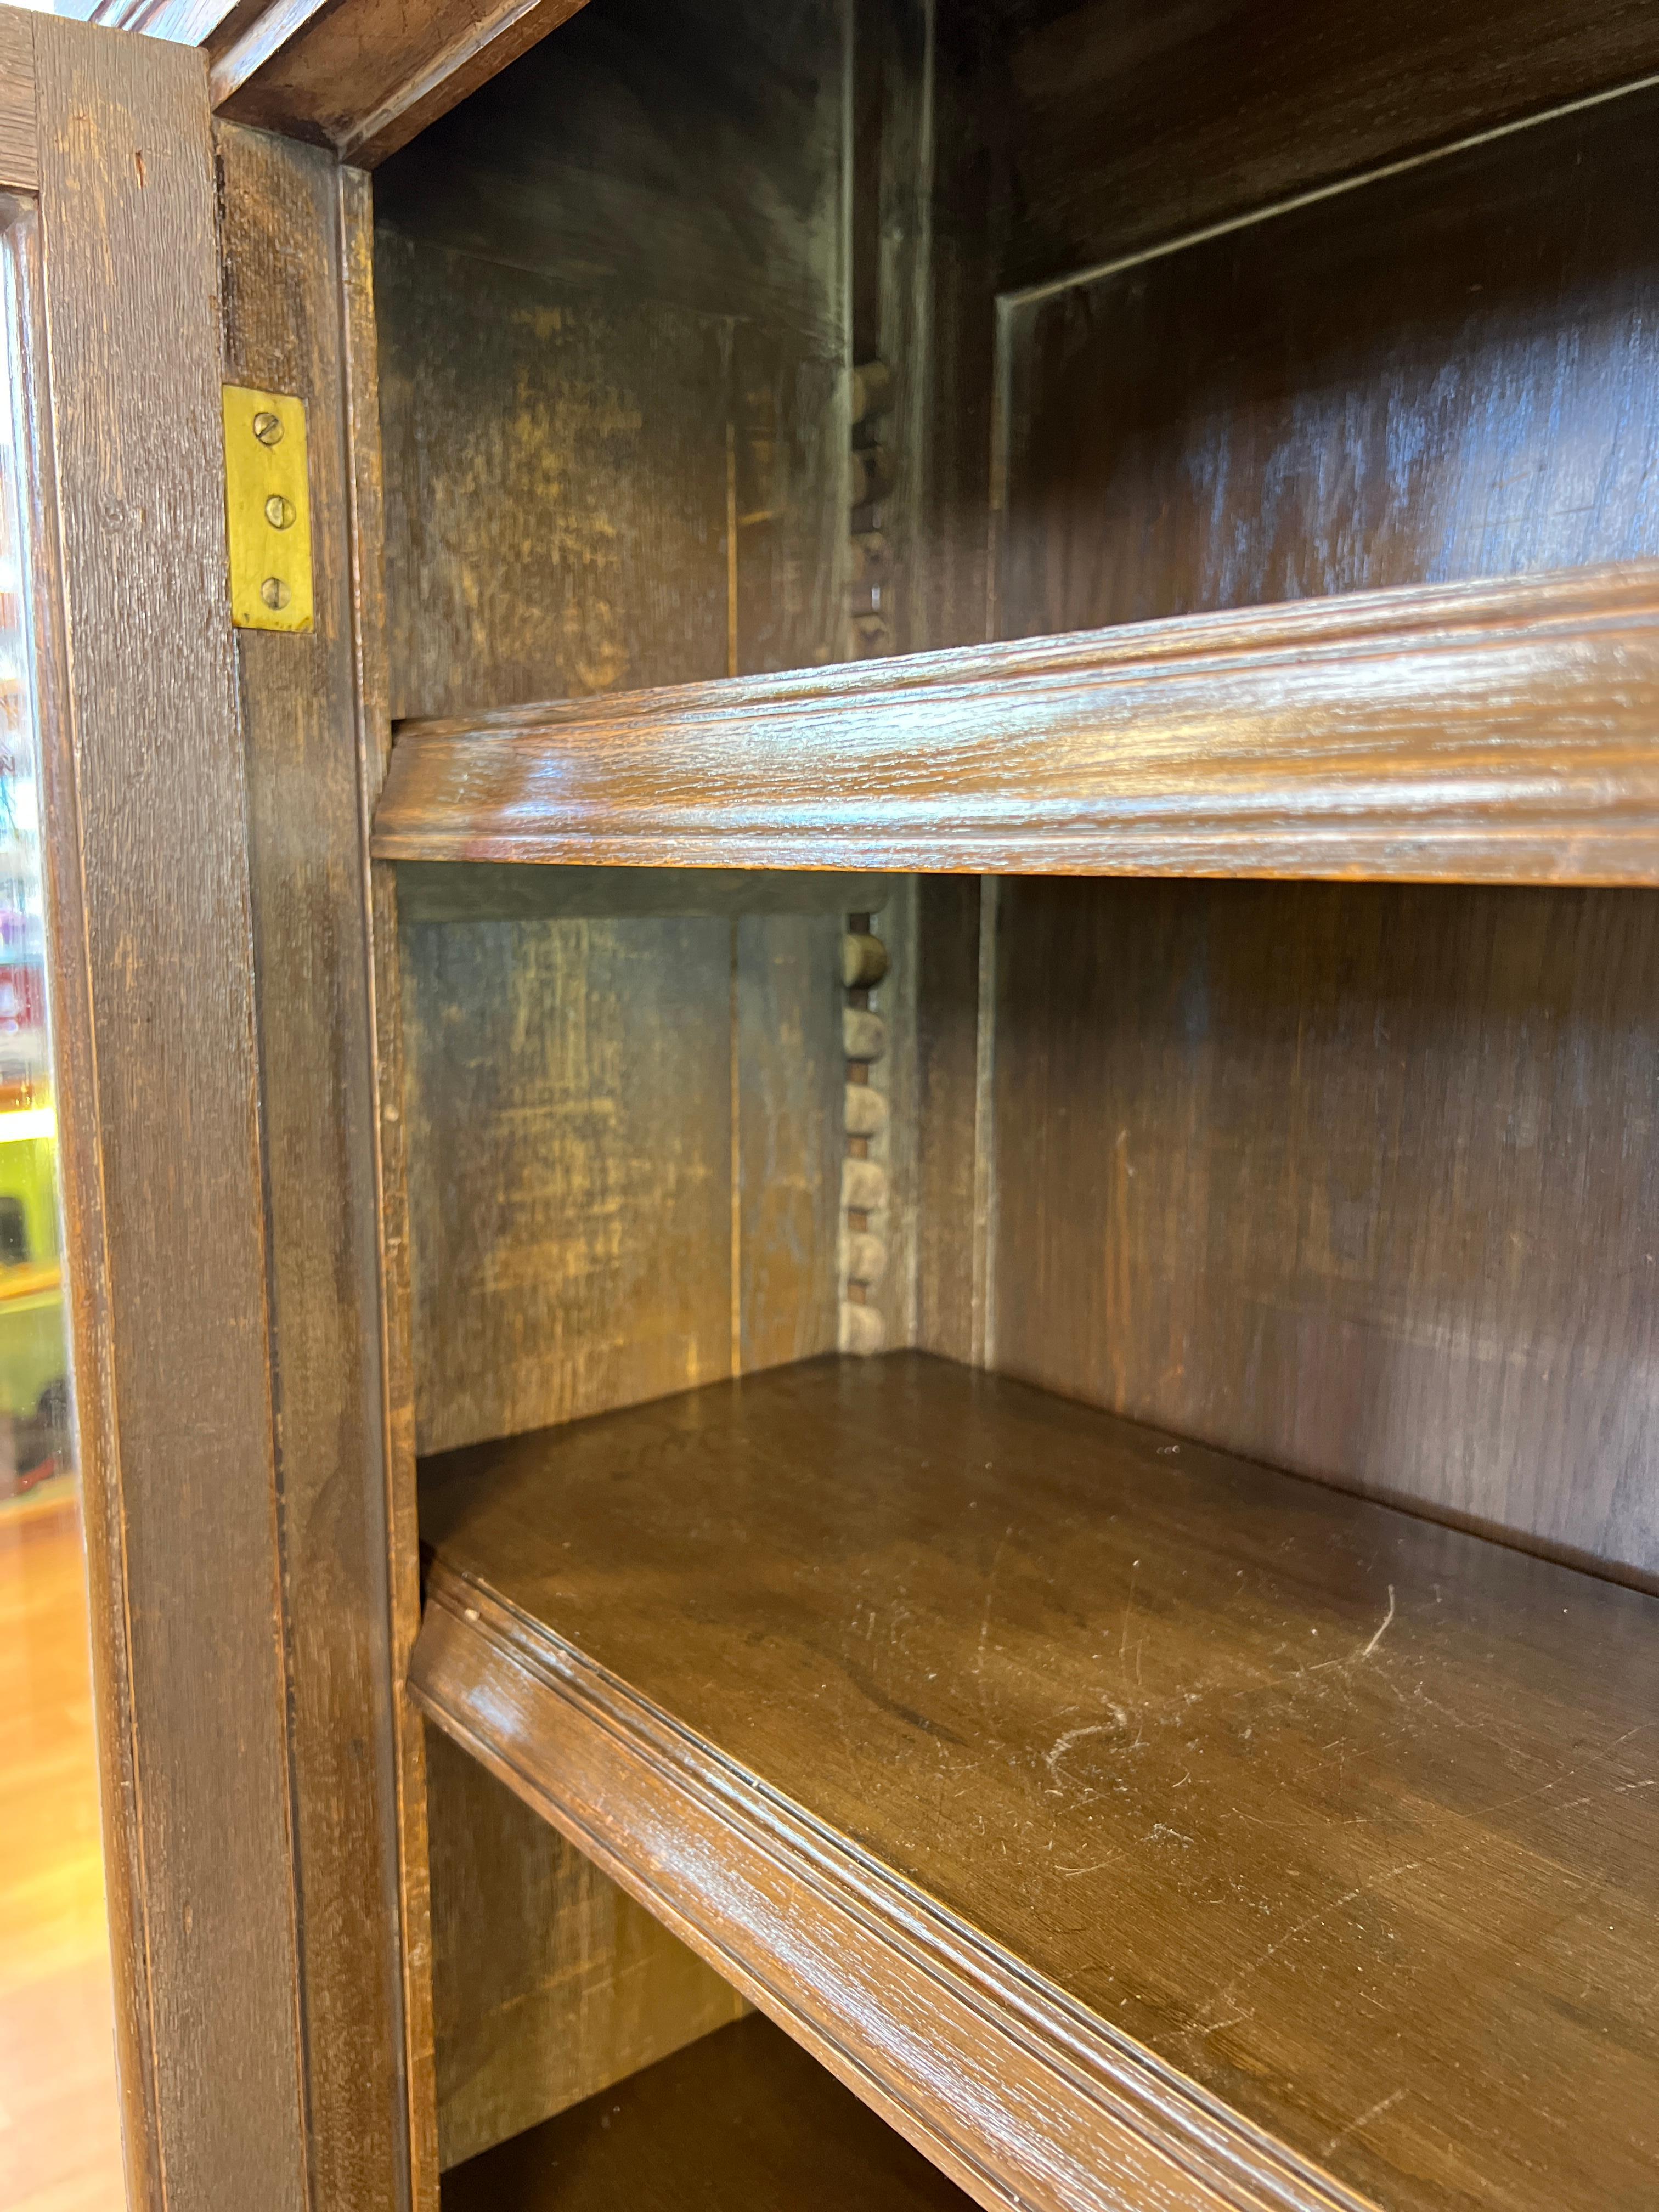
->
[264,493,296,529]
[261,577,291,611]
[252,411,283,446]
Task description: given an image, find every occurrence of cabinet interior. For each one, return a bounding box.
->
[368,0,1659,2200]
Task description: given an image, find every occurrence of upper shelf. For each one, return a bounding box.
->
[373,565,1659,883]
[412,1351,1659,2212]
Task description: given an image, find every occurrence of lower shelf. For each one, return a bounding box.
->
[441,2011,974,2210]
[413,1351,1659,2212]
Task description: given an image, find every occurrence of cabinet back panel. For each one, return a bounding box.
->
[992,878,1659,1584]
[1001,84,1659,636]
[995,0,1659,288]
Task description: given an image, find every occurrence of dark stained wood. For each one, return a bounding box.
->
[400,914,736,1456]
[993,877,1659,1587]
[0,8,36,193]
[374,232,731,726]
[913,0,1006,654]
[441,2011,974,2211]
[371,0,848,349]
[402,903,855,1450]
[372,0,850,725]
[60,0,593,165]
[1001,82,1659,639]
[216,120,413,2212]
[995,0,1659,291]
[424,1724,746,2170]
[914,876,982,1363]
[338,162,442,2212]
[413,1352,1659,2212]
[26,18,306,2208]
[730,315,847,679]
[736,913,843,1373]
[212,0,591,166]
[376,0,860,1440]
[395,863,888,925]
[374,566,1659,883]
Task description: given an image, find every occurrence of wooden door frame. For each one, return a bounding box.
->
[0,13,421,2210]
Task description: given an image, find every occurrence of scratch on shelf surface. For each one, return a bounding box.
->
[1358,1585,1397,1662]
[1045,1714,1125,1777]
[1322,2089,1407,2157]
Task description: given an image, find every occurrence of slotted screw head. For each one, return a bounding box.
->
[261,577,291,611]
[252,411,284,445]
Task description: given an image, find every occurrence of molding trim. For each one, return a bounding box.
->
[374,563,1659,883]
[413,1565,1378,2212]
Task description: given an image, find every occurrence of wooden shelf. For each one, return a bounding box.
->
[441,2011,974,2210]
[373,566,1659,883]
[411,1352,1659,2212]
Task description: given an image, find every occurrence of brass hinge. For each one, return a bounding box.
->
[222,385,313,633]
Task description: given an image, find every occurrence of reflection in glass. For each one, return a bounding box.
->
[0,205,123,2212]
[0,314,68,1502]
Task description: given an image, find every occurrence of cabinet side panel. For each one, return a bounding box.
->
[424,1724,747,2170]
[375,232,732,724]
[402,915,735,1457]
[377,0,854,2162]
[994,878,1659,1584]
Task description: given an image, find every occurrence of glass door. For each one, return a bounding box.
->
[0,167,121,2212]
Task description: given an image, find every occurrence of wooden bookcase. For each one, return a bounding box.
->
[343,5,1659,2209]
[40,0,1658,2206]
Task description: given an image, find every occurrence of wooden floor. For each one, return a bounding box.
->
[0,1483,123,2212]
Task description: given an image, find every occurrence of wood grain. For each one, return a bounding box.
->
[401,913,735,1456]
[371,0,848,348]
[375,233,731,726]
[913,875,981,1363]
[209,0,592,167]
[413,1352,1659,2212]
[442,2011,974,2211]
[395,863,889,924]
[992,877,1659,1585]
[912,0,1006,655]
[0,8,36,194]
[995,0,1659,291]
[28,19,304,2209]
[337,160,441,2212]
[375,565,1659,882]
[424,1723,746,2169]
[736,912,844,1372]
[1001,82,1659,637]
[217,120,411,2212]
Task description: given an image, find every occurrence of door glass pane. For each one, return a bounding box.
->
[0,201,123,2212]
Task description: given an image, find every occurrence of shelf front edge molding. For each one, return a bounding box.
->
[373,565,1659,882]
[411,1566,1374,2212]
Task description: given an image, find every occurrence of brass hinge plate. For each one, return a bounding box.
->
[223,385,313,633]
